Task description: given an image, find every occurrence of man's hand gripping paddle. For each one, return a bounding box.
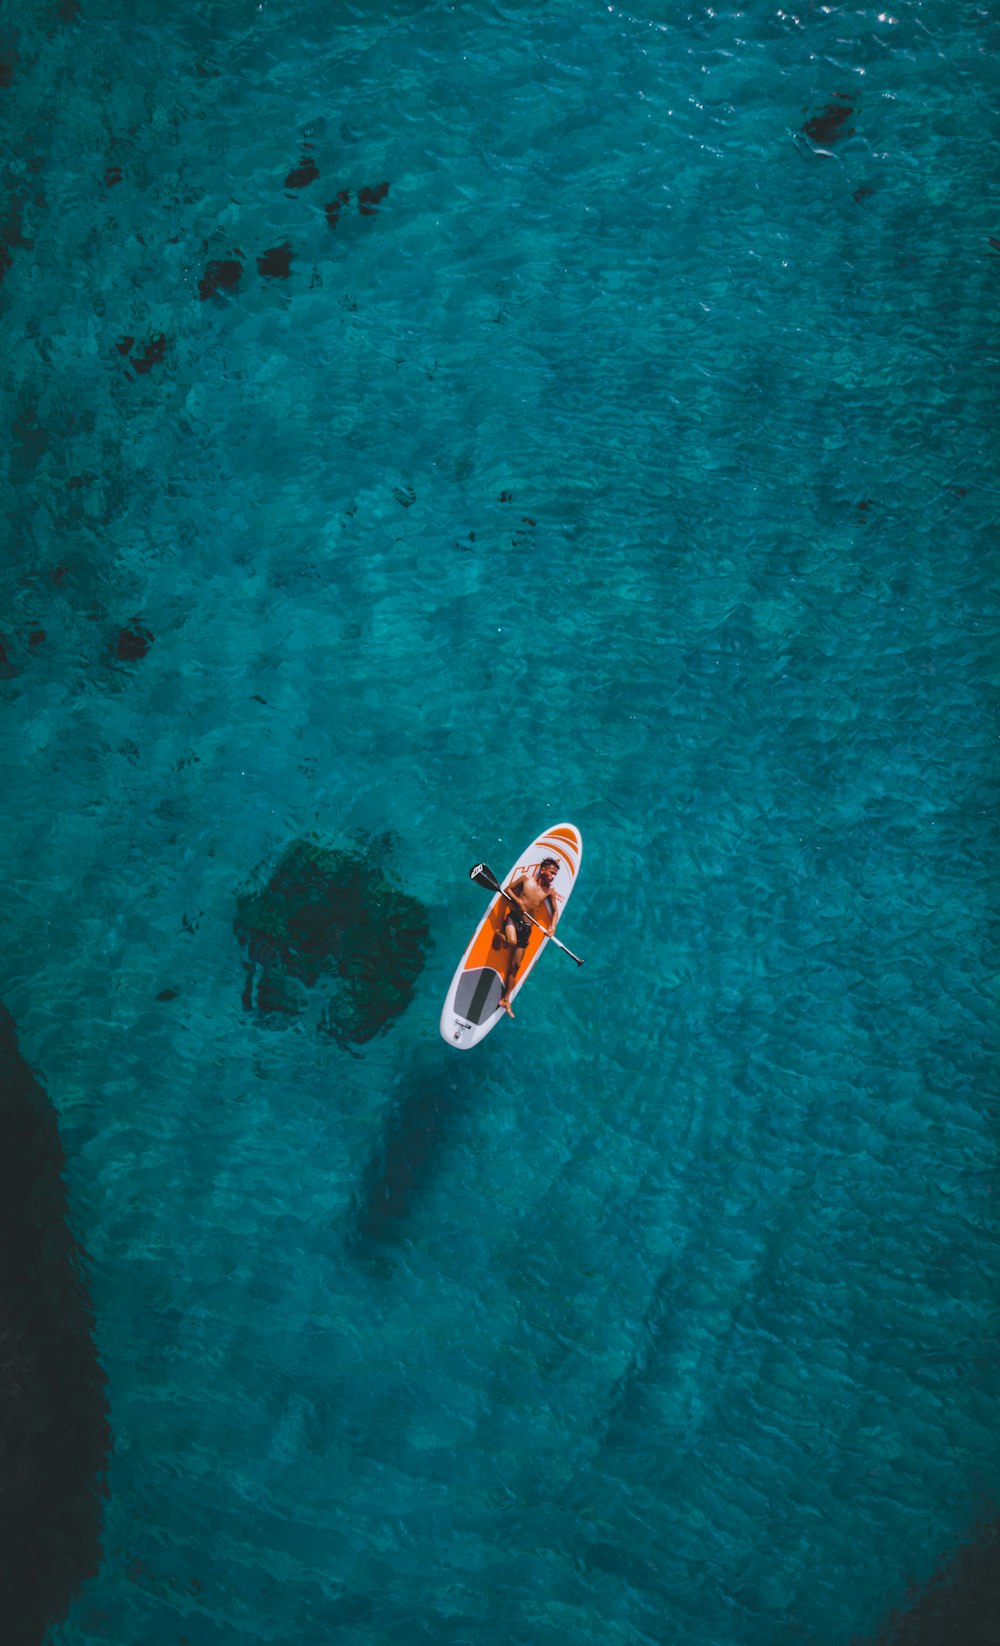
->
[469,863,584,967]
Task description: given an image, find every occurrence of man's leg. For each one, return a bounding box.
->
[500,941,524,1016]
[494,913,517,951]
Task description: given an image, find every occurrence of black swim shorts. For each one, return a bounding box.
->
[506,906,531,949]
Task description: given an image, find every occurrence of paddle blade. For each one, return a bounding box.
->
[470,863,502,893]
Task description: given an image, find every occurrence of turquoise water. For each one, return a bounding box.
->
[2,0,998,1641]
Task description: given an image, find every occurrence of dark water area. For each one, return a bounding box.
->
[0,1004,110,1646]
[351,1059,472,1247]
[860,1512,1000,1646]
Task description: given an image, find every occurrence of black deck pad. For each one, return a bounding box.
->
[455,966,503,1025]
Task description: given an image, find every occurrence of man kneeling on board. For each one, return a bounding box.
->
[496,858,560,1017]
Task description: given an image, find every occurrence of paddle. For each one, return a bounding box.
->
[469,863,584,967]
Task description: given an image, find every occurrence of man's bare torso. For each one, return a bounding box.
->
[508,870,557,926]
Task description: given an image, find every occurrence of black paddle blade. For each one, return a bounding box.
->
[470,863,501,893]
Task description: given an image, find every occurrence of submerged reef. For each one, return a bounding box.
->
[235,835,431,1047]
[114,332,169,376]
[111,618,153,662]
[198,256,242,301]
[257,241,293,278]
[285,152,319,191]
[357,181,389,216]
[0,1003,110,1646]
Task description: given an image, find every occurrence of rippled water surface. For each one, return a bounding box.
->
[2,2,998,1642]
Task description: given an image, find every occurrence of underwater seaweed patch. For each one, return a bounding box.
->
[235,835,431,1047]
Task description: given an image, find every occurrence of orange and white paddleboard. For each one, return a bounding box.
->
[439,823,583,1050]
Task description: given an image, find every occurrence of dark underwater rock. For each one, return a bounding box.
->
[235,835,432,1047]
[357,181,389,216]
[285,154,319,190]
[257,241,292,278]
[856,1513,1000,1646]
[324,188,350,227]
[112,620,153,662]
[803,100,855,143]
[0,46,18,90]
[114,333,168,375]
[131,332,167,374]
[0,192,30,290]
[0,1001,111,1646]
[198,257,242,300]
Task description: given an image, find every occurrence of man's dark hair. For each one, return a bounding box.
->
[539,857,560,871]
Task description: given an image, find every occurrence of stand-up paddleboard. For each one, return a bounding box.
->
[440,823,582,1050]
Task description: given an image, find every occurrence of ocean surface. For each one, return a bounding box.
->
[2,1,998,1642]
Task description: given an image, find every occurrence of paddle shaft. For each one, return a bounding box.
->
[471,864,584,967]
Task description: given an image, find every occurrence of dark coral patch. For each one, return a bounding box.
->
[257,241,292,278]
[113,621,153,663]
[131,333,167,374]
[198,257,242,301]
[0,1002,111,1646]
[285,155,319,190]
[103,165,122,188]
[116,333,168,374]
[357,181,389,216]
[0,49,19,90]
[235,835,432,1047]
[803,101,854,144]
[0,193,30,286]
[11,397,49,468]
[324,189,350,228]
